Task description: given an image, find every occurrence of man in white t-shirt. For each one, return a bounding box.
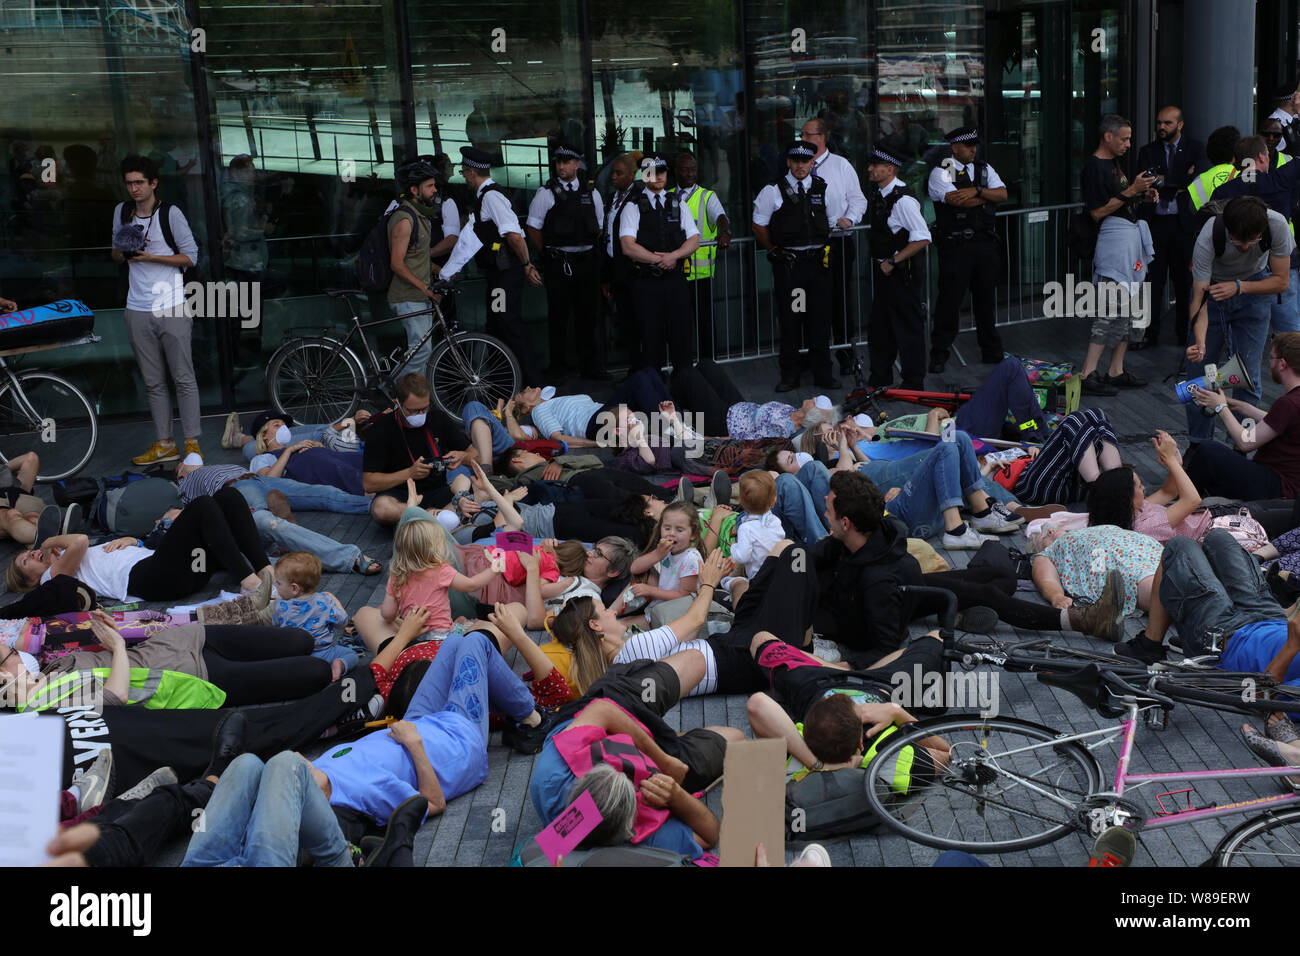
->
[111,155,201,466]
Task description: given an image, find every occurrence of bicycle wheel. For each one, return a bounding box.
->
[864,716,1104,853]
[0,371,97,482]
[1152,673,1300,716]
[1213,806,1300,866]
[267,337,364,425]
[427,333,521,422]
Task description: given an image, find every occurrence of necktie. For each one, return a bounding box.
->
[798,181,806,197]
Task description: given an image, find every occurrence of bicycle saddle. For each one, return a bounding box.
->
[1037,663,1166,718]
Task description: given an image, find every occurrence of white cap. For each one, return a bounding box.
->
[182,452,203,467]
[794,452,814,468]
[435,510,461,534]
[853,413,873,428]
[813,395,833,410]
[540,386,557,401]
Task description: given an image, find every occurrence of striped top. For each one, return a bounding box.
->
[179,464,253,505]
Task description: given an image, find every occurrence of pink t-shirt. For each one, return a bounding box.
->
[386,563,458,631]
[1132,500,1213,544]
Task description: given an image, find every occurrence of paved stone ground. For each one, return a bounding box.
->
[5,315,1292,866]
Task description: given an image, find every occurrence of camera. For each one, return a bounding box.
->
[1141,168,1165,185]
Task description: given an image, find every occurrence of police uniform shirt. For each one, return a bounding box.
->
[752,172,839,249]
[439,179,521,280]
[875,178,931,258]
[382,197,462,237]
[1269,107,1297,126]
[809,149,868,224]
[605,186,636,258]
[618,188,700,242]
[926,160,1006,203]
[526,179,605,252]
[675,183,728,229]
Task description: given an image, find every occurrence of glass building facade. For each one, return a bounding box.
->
[0,0,1291,418]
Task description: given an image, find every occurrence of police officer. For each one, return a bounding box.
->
[601,151,645,371]
[526,144,606,380]
[438,145,544,386]
[865,145,931,390]
[752,141,837,391]
[618,152,700,372]
[671,151,730,361]
[927,126,1006,372]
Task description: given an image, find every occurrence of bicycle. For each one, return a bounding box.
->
[266,287,521,425]
[862,653,1300,864]
[0,334,100,482]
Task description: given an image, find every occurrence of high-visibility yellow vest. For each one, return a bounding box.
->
[1188,163,1236,210]
[1279,151,1292,167]
[675,185,718,280]
[18,666,226,712]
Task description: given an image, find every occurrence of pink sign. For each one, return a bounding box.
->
[533,790,604,865]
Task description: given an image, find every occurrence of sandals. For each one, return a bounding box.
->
[1268,713,1300,745]
[353,554,383,575]
[1242,723,1300,789]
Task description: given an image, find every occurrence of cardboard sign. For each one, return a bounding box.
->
[533,790,604,865]
[0,714,64,866]
[494,531,533,553]
[718,737,786,867]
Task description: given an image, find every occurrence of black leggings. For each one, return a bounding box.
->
[671,360,744,437]
[915,564,1061,631]
[201,625,331,706]
[568,468,674,502]
[128,489,271,601]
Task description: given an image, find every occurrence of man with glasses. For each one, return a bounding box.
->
[361,373,475,525]
[1259,118,1292,169]
[1134,106,1207,350]
[801,118,867,377]
[111,155,201,466]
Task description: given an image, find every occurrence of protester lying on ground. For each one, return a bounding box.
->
[1010,407,1122,506]
[1029,523,1160,634]
[224,408,371,462]
[0,451,44,545]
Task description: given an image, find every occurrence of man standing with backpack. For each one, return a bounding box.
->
[385,161,461,378]
[1185,195,1293,444]
[111,155,200,466]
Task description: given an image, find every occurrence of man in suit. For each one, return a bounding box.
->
[1134,106,1208,349]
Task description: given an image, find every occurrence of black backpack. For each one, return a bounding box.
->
[1195,196,1273,258]
[356,203,425,293]
[1066,210,1100,261]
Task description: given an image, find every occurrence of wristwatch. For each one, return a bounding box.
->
[886,257,897,267]
[1212,402,1227,415]
[975,185,984,197]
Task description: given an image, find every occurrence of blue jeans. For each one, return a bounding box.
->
[1186,272,1271,443]
[236,475,371,515]
[1158,531,1284,657]
[313,642,359,671]
[181,752,353,868]
[774,473,828,542]
[243,425,327,463]
[955,356,1046,440]
[860,432,983,538]
[1271,266,1300,334]
[392,300,435,378]
[794,460,832,520]
[461,401,514,455]
[251,508,360,572]
[405,630,536,743]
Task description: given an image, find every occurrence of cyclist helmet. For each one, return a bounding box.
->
[397,160,439,195]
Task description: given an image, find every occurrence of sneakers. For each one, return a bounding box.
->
[133,440,179,465]
[1088,826,1136,867]
[791,843,833,867]
[60,501,83,536]
[321,693,387,738]
[1068,569,1125,642]
[704,470,731,510]
[1114,631,1167,665]
[675,475,694,504]
[1081,371,1118,397]
[970,508,1022,534]
[75,748,114,812]
[220,411,244,450]
[35,504,61,547]
[184,439,202,459]
[988,502,1024,527]
[942,525,997,550]
[1105,370,1147,389]
[812,637,842,663]
[116,766,178,802]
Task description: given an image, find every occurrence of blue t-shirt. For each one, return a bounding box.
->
[1225,620,1300,683]
[529,720,703,861]
[273,592,347,647]
[250,448,365,497]
[316,710,486,824]
[531,396,603,440]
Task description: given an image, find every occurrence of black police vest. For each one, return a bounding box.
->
[541,179,600,247]
[868,182,916,259]
[768,176,831,248]
[472,182,519,271]
[932,162,997,239]
[634,190,686,253]
[608,183,644,281]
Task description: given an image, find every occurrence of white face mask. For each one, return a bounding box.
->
[404,412,427,428]
[274,425,293,445]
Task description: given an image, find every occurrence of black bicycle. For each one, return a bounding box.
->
[266,287,521,425]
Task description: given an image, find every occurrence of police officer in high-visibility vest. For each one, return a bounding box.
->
[526,144,607,380]
[927,126,1006,373]
[601,151,645,372]
[438,146,545,386]
[865,145,931,390]
[1187,126,1241,212]
[752,140,837,391]
[671,151,730,361]
[1260,117,1293,169]
[618,152,700,372]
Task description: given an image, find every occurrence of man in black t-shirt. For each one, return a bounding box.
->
[1079,114,1158,397]
[362,373,474,524]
